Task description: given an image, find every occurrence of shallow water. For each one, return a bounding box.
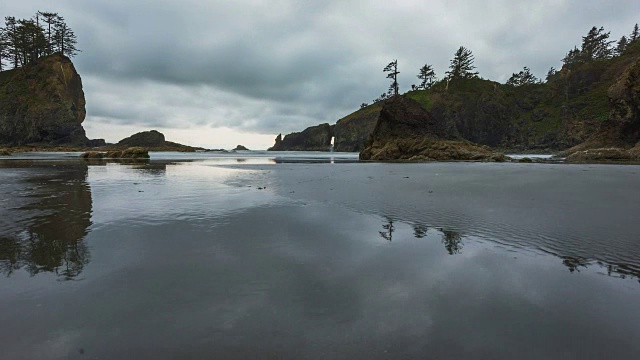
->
[1,152,639,359]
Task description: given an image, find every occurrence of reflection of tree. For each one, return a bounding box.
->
[413,224,428,238]
[0,164,92,280]
[562,256,589,273]
[379,217,395,241]
[440,229,463,255]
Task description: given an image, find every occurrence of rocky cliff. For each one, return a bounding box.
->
[565,54,640,161]
[268,123,333,151]
[360,96,507,161]
[273,43,640,154]
[0,54,90,146]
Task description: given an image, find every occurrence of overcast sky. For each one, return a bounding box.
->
[2,0,638,149]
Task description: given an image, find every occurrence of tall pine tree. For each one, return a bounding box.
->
[383,60,399,96]
[446,46,478,80]
[580,26,614,60]
[416,64,437,89]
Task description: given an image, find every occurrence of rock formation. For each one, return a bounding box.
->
[268,123,333,151]
[0,54,90,146]
[359,96,507,161]
[333,105,380,152]
[115,130,200,152]
[118,130,166,147]
[233,145,249,150]
[80,147,150,159]
[565,55,640,161]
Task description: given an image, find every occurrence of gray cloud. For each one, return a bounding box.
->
[2,0,639,138]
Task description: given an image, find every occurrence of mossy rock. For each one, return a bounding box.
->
[0,148,11,156]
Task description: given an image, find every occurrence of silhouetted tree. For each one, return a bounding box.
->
[562,46,582,67]
[3,16,19,69]
[0,26,8,71]
[15,19,47,66]
[37,11,58,55]
[446,46,478,80]
[580,26,614,60]
[383,59,399,96]
[506,66,540,86]
[416,63,437,89]
[546,67,558,82]
[630,23,639,43]
[616,35,629,55]
[53,16,79,57]
[360,102,369,109]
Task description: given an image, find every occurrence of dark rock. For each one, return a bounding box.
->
[268,123,333,151]
[0,54,88,146]
[565,56,640,160]
[360,96,508,162]
[333,104,381,152]
[233,145,249,151]
[518,157,533,163]
[118,130,165,147]
[87,138,106,147]
[81,147,150,160]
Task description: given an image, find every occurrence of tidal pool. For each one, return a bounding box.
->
[1,153,639,359]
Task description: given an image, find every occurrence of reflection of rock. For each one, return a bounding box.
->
[0,164,92,279]
[440,229,463,255]
[360,96,508,161]
[268,123,334,151]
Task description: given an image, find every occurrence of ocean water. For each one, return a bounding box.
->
[0,152,639,359]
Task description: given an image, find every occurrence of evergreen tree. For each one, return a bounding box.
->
[38,11,58,55]
[15,19,47,66]
[562,46,582,67]
[446,46,478,80]
[416,63,437,89]
[580,26,614,60]
[616,36,628,55]
[630,23,639,43]
[0,26,7,71]
[383,59,399,96]
[4,16,19,69]
[546,67,558,82]
[506,66,539,86]
[52,16,79,57]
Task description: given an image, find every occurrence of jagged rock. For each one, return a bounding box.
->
[0,54,88,146]
[118,130,165,147]
[360,96,508,162]
[233,145,249,151]
[268,123,333,151]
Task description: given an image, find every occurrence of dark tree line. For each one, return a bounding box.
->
[0,11,79,71]
[562,24,639,68]
[361,22,640,106]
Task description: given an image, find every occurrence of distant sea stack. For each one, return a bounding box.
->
[0,54,93,146]
[359,95,507,162]
[233,145,249,150]
[268,123,334,151]
[115,130,202,152]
